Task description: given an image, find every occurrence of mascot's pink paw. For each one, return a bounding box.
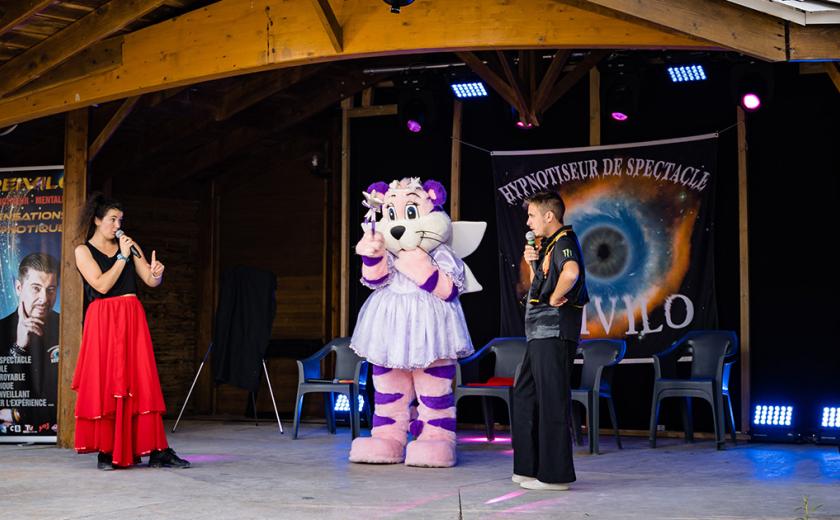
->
[404,440,457,468]
[349,437,405,464]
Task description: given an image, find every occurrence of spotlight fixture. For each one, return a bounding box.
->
[667,65,707,83]
[450,81,488,99]
[334,394,365,413]
[731,62,773,112]
[398,84,437,135]
[401,97,426,133]
[751,404,800,442]
[383,0,413,14]
[605,75,638,122]
[754,404,793,426]
[741,93,761,111]
[817,406,840,445]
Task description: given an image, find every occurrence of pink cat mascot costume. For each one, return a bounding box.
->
[349,177,480,468]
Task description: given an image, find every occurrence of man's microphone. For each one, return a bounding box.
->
[525,231,540,275]
[115,229,141,258]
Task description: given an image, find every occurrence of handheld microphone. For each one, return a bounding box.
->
[525,231,540,274]
[115,229,141,258]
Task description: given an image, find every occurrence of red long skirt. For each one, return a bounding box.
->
[72,295,168,467]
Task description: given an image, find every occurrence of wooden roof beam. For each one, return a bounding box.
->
[0,0,54,38]
[89,95,140,161]
[0,0,164,97]
[825,63,840,94]
[213,64,324,121]
[456,52,522,116]
[540,51,607,114]
[153,69,390,188]
[0,0,717,128]
[564,0,785,61]
[309,0,342,53]
[496,51,537,126]
[533,50,571,117]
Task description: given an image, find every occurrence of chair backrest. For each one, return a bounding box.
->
[579,339,626,389]
[490,338,528,378]
[331,337,365,381]
[685,330,738,379]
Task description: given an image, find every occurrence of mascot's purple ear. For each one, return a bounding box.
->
[423,179,447,207]
[366,181,389,195]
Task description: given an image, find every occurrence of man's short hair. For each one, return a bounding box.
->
[18,252,59,280]
[525,191,566,222]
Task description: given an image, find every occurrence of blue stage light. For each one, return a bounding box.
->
[334,394,365,413]
[667,65,707,83]
[450,82,488,98]
[822,407,839,428]
[753,404,793,427]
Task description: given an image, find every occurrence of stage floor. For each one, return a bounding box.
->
[3,420,839,519]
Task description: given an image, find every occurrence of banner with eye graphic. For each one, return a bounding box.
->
[492,134,718,358]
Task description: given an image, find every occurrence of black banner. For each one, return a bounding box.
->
[492,135,718,357]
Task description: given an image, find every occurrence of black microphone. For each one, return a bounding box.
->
[115,229,141,258]
[525,231,540,275]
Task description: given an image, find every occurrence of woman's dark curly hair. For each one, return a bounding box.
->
[79,192,123,239]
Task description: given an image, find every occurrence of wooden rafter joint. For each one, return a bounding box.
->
[309,0,343,53]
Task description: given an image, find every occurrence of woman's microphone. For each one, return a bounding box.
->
[115,230,141,258]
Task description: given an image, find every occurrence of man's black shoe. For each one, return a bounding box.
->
[97,452,115,471]
[148,448,191,469]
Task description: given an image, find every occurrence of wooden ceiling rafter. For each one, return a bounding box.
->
[0,0,717,128]
[92,64,324,178]
[0,0,165,97]
[0,0,55,38]
[825,62,840,93]
[309,0,342,53]
[88,94,140,160]
[459,49,606,126]
[540,50,608,113]
[150,67,392,189]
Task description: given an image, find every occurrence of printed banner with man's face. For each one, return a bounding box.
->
[0,166,63,442]
[492,135,718,357]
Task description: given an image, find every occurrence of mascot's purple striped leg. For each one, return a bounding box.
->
[349,364,414,464]
[405,359,457,468]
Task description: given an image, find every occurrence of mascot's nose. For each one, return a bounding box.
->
[390,226,406,240]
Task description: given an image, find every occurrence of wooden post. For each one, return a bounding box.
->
[450,100,462,221]
[193,180,218,413]
[340,97,353,337]
[737,106,751,434]
[57,108,88,448]
[589,68,601,146]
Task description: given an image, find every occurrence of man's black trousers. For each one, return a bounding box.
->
[512,337,577,484]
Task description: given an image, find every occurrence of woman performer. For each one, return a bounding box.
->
[72,193,190,470]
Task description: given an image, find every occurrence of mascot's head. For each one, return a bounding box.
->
[366,177,451,254]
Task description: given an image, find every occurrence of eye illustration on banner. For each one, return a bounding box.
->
[563,179,700,338]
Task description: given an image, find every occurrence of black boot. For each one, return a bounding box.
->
[97,452,115,471]
[148,448,190,469]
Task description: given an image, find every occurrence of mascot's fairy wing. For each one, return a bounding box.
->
[449,222,486,259]
[449,221,487,294]
[461,263,483,294]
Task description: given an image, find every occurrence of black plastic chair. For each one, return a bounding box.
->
[649,330,739,450]
[571,339,626,454]
[293,337,368,439]
[455,337,527,441]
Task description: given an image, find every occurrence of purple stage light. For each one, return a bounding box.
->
[407,119,422,133]
[515,120,533,129]
[611,111,629,122]
[741,93,761,111]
